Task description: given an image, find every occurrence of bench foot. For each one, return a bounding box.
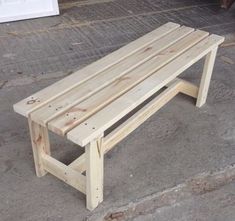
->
[85,137,104,211]
[28,119,51,177]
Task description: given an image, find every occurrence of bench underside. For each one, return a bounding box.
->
[31,76,198,208]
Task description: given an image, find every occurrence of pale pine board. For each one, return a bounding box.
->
[102,78,199,153]
[67,34,224,146]
[102,79,182,153]
[13,22,179,117]
[48,30,208,135]
[30,26,193,126]
[42,155,86,194]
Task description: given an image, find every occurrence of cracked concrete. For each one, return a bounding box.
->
[0,0,235,221]
[99,165,235,221]
[132,182,235,221]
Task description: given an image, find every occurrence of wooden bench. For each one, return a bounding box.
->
[13,22,224,211]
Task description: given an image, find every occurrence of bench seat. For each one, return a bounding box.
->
[13,22,224,210]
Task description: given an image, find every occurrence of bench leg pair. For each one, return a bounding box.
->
[27,47,218,211]
[28,119,104,211]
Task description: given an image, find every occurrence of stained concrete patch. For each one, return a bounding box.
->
[220,55,234,65]
[96,165,235,221]
[132,182,235,221]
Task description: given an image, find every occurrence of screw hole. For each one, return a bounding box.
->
[66,113,69,116]
[85,123,87,125]
[73,117,76,120]
[92,127,95,129]
[48,105,51,108]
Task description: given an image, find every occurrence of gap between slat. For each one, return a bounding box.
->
[48,29,207,135]
[13,22,180,117]
[31,26,194,127]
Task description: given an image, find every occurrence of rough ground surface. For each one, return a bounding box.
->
[133,182,235,221]
[0,0,235,220]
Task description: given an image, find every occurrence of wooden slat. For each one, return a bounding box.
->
[30,26,193,126]
[13,22,179,117]
[67,34,224,146]
[42,154,86,194]
[103,79,181,153]
[48,30,208,135]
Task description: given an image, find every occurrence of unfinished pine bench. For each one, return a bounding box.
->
[13,22,224,211]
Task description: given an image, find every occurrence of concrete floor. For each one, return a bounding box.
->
[0,0,235,220]
[133,182,235,221]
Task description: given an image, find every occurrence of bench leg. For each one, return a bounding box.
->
[28,118,51,177]
[85,137,104,211]
[196,47,218,107]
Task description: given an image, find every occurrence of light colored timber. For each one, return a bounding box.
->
[68,153,86,173]
[103,79,181,153]
[86,138,104,211]
[65,80,198,174]
[196,47,218,107]
[13,23,224,211]
[67,34,224,147]
[13,22,179,117]
[28,119,51,177]
[48,30,207,136]
[31,26,194,127]
[42,154,86,194]
[103,78,198,153]
[64,79,198,169]
[177,79,199,98]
